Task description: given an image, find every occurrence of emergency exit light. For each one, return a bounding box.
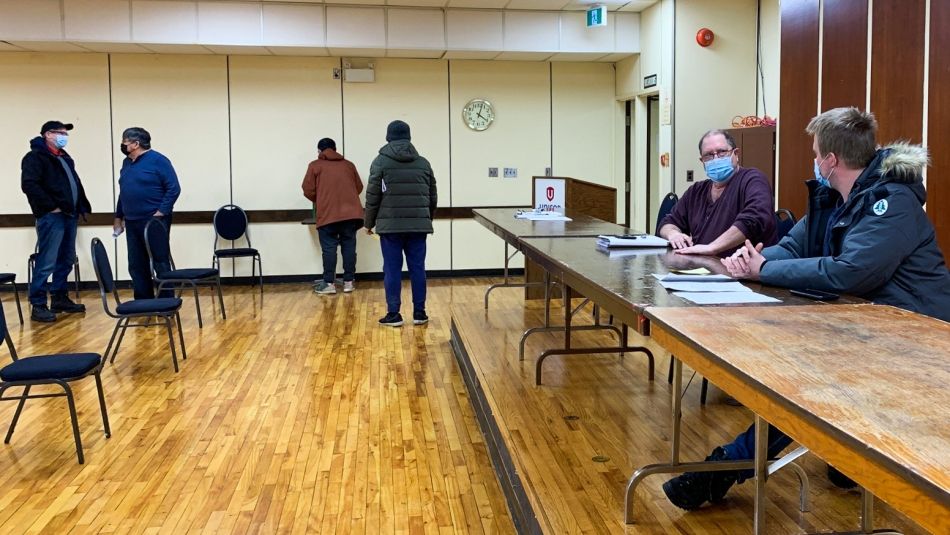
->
[586,5,607,27]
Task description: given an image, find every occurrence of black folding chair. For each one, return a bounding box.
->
[775,208,797,241]
[145,219,225,329]
[28,246,81,300]
[212,204,263,297]
[0,299,110,464]
[91,238,186,373]
[0,274,23,325]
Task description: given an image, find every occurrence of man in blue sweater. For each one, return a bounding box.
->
[113,127,181,299]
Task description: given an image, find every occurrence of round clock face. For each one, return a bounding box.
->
[462,99,494,131]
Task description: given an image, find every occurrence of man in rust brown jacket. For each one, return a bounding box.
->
[302,138,364,295]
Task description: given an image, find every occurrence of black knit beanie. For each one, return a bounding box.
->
[386,120,411,142]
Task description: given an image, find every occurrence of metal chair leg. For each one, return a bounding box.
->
[104,319,123,361]
[74,259,81,300]
[111,318,130,364]
[667,358,674,384]
[94,372,111,438]
[60,381,85,464]
[164,316,180,373]
[216,277,226,319]
[4,385,30,443]
[257,256,263,297]
[191,283,203,328]
[175,312,187,360]
[11,282,23,325]
[700,378,710,405]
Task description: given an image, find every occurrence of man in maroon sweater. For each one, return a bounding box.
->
[302,138,364,295]
[658,130,777,256]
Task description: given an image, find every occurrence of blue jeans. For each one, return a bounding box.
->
[380,233,427,314]
[125,216,173,300]
[29,212,78,305]
[318,219,361,284]
[722,423,793,483]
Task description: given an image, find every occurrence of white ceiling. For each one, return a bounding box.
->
[199,0,660,11]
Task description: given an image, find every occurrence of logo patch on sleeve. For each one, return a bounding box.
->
[872,199,888,216]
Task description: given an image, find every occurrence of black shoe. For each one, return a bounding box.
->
[31,305,57,323]
[413,311,429,325]
[50,293,86,313]
[378,312,404,327]
[827,464,857,489]
[662,447,738,510]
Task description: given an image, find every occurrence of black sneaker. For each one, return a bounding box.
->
[50,293,86,313]
[413,311,429,325]
[827,464,857,489]
[378,312,404,327]
[31,305,57,323]
[662,447,738,510]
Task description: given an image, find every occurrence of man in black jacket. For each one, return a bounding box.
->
[364,120,437,327]
[20,120,92,322]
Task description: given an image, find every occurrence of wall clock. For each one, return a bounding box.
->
[462,98,495,131]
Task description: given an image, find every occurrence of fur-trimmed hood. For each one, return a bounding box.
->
[855,142,930,205]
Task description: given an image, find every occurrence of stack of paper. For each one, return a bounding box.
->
[514,210,572,221]
[596,246,669,258]
[597,234,669,248]
[651,273,781,304]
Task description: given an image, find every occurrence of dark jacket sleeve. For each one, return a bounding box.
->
[364,157,383,229]
[760,190,919,294]
[21,152,57,215]
[658,184,693,233]
[427,165,437,218]
[732,174,776,242]
[157,156,181,215]
[763,217,807,261]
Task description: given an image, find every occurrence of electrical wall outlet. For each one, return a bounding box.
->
[332,68,342,80]
[503,167,518,178]
[686,170,694,182]
[544,167,552,176]
[488,167,498,178]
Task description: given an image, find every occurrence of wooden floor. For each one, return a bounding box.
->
[0,279,930,534]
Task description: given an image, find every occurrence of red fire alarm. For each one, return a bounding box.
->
[696,28,714,47]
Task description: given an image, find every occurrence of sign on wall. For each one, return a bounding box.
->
[586,6,607,27]
[534,178,566,212]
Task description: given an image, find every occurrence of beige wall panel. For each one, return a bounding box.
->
[326,7,385,49]
[64,0,131,42]
[387,9,445,51]
[451,218,522,270]
[615,13,641,53]
[503,12,559,52]
[262,4,326,48]
[110,54,230,212]
[197,2,263,46]
[0,53,113,214]
[552,62,619,191]
[0,0,62,41]
[0,228,40,281]
[446,10,503,52]
[615,54,641,99]
[225,222,321,276]
[342,59,449,207]
[450,60,550,206]
[757,0,780,118]
[132,1,198,44]
[560,13,615,53]
[229,56,343,211]
[673,0,757,193]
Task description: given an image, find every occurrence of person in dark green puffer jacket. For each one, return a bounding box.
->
[364,120,438,327]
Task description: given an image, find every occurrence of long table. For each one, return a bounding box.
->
[644,304,950,534]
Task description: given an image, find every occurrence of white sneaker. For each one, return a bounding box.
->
[343,281,355,293]
[314,281,337,295]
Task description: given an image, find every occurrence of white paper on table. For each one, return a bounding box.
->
[672,291,781,305]
[657,281,752,292]
[652,273,733,282]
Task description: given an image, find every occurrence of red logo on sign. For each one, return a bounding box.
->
[546,186,555,201]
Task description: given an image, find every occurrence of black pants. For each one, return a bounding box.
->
[125,215,173,300]
[317,219,361,284]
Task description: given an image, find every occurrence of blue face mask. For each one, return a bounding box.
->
[704,156,734,182]
[53,134,68,149]
[813,157,831,188]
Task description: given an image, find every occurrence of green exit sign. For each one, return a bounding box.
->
[586,5,607,27]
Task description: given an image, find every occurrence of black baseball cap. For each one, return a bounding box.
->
[41,121,74,134]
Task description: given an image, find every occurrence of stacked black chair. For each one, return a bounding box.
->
[144,219,225,329]
[91,238,186,372]
[655,192,679,233]
[212,205,263,297]
[775,208,797,241]
[0,300,110,464]
[0,274,23,324]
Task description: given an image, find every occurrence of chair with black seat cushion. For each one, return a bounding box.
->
[212,204,263,297]
[0,273,23,325]
[0,301,110,464]
[27,245,81,300]
[145,219,225,329]
[655,192,679,233]
[775,208,797,241]
[91,238,186,372]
